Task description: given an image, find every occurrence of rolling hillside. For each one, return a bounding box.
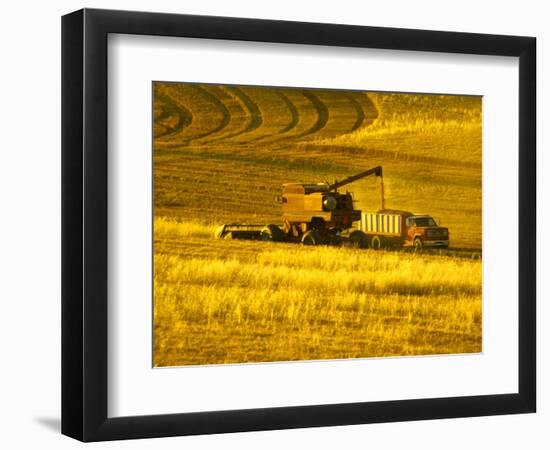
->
[154,83,481,248]
[152,82,482,366]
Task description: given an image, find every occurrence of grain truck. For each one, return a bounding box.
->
[359,209,449,251]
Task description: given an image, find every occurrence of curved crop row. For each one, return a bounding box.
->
[153,82,378,147]
[154,83,228,146]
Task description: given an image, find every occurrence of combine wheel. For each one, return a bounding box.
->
[301,230,323,246]
[371,235,383,250]
[260,224,284,242]
[347,230,368,249]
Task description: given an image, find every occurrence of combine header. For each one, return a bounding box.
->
[215,166,384,248]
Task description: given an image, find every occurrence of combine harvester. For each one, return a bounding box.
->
[216,165,449,250]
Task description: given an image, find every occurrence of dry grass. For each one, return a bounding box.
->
[321,93,481,161]
[154,220,481,366]
[154,217,218,239]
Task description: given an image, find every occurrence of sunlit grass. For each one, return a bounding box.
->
[154,216,218,239]
[153,220,481,366]
[319,92,482,163]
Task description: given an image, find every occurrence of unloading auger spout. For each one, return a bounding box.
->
[328,166,385,210]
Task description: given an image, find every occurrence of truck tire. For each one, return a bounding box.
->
[261,224,284,242]
[371,235,383,250]
[301,230,323,246]
[347,230,368,249]
[413,237,423,252]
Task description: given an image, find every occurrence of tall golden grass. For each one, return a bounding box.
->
[153,219,481,366]
[319,92,482,163]
[154,216,218,239]
[365,92,481,136]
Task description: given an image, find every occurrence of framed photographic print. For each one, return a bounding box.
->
[61,8,536,442]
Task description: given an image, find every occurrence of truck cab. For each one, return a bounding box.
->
[404,214,449,250]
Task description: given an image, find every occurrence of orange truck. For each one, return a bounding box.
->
[359,209,449,251]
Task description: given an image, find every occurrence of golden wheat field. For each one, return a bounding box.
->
[153,82,482,366]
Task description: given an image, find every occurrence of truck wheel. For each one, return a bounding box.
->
[347,230,368,249]
[301,230,323,246]
[371,235,382,250]
[261,224,284,242]
[413,237,423,252]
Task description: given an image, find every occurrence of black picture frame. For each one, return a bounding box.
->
[61,8,536,442]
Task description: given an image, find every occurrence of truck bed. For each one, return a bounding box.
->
[360,212,402,236]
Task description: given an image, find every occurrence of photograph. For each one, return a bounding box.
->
[152,82,483,367]
[0,0,541,446]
